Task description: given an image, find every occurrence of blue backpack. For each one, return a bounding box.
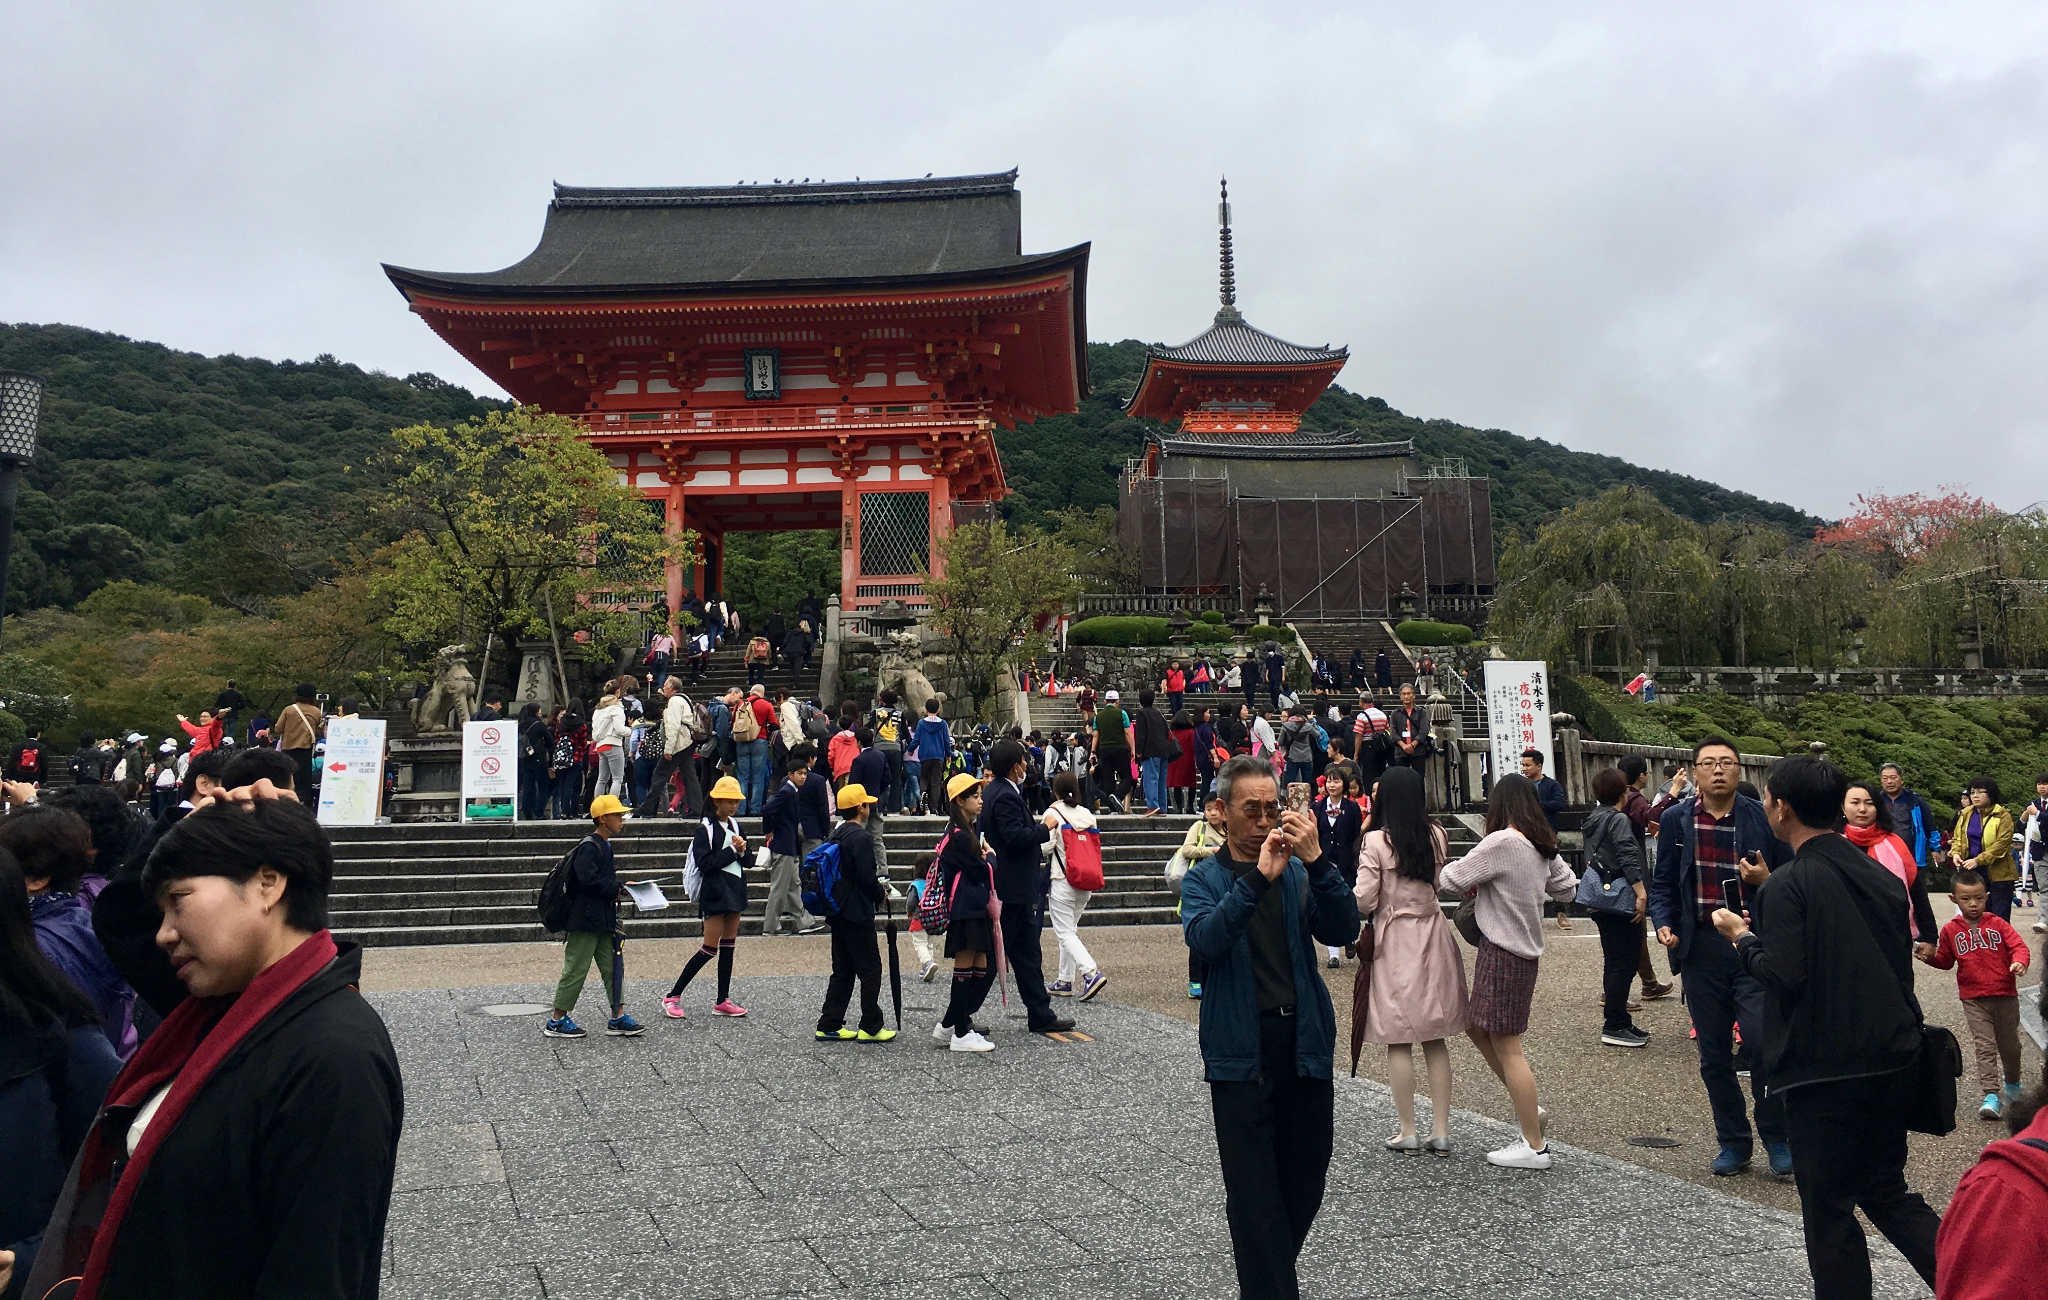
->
[800,838,844,917]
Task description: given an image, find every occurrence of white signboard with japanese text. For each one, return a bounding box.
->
[462,720,519,823]
[1483,661,1554,792]
[316,717,386,827]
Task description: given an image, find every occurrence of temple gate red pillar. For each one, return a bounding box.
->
[926,471,953,581]
[664,479,686,630]
[838,472,861,610]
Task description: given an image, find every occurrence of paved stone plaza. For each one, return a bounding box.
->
[375,974,1934,1300]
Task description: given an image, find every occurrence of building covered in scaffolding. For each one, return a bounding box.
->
[1117,182,1494,620]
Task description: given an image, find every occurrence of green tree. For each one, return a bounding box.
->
[1490,488,1717,668]
[921,521,1079,720]
[367,408,690,675]
[724,530,838,622]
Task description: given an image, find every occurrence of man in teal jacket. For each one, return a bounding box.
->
[1181,755,1360,1300]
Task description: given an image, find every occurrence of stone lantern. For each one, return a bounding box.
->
[1167,610,1193,644]
[1252,586,1275,626]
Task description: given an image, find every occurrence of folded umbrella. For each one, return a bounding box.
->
[884,896,903,1030]
[1348,921,1376,1078]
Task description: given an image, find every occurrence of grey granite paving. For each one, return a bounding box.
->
[371,975,1932,1299]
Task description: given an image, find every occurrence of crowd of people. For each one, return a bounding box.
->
[6,629,2048,1300]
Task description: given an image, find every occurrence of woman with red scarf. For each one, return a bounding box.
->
[26,796,402,1300]
[1843,779,1940,947]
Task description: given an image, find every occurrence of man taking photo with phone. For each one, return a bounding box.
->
[1648,736,1793,1179]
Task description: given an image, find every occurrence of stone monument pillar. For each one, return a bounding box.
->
[514,641,561,715]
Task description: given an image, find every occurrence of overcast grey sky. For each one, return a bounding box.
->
[5,1,2044,517]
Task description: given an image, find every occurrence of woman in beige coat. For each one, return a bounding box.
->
[1355,766,1467,1154]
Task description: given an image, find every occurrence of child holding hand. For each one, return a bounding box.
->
[1918,867,2032,1120]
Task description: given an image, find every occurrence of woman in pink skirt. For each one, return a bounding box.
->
[1355,767,1467,1154]
[1441,774,1578,1170]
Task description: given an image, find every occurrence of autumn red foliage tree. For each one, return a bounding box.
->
[1815,488,1998,564]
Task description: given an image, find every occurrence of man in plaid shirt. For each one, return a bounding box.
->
[1649,735,1793,1179]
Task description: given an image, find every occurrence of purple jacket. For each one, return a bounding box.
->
[30,892,136,1057]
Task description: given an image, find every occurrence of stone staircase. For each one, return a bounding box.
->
[1287,619,1414,688]
[326,812,1484,946]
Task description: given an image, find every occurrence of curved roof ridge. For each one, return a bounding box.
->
[1148,315,1348,366]
[551,170,1020,209]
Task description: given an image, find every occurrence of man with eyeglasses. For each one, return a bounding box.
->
[1649,735,1794,1180]
[1182,755,1360,1300]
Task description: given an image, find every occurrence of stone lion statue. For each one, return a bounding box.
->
[409,644,477,734]
[875,628,941,718]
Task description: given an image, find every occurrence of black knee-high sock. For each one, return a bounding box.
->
[670,944,714,998]
[942,969,973,1029]
[956,967,994,1034]
[716,939,735,1003]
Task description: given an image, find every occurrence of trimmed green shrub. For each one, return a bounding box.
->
[1247,624,1289,643]
[1068,616,1169,647]
[1187,622,1231,643]
[1395,619,1474,646]
[1198,609,1226,624]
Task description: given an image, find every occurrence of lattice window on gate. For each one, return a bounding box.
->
[859,491,929,576]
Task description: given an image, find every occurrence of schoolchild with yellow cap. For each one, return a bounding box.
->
[813,783,894,1043]
[662,775,752,1019]
[545,794,644,1039]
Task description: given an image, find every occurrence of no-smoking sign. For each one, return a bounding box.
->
[480,756,501,776]
[480,726,501,746]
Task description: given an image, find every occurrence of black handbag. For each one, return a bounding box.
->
[1830,861,1961,1135]
[1452,896,1483,947]
[1904,1023,1962,1137]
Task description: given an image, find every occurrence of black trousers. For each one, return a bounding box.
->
[998,895,1057,1030]
[1094,748,1131,810]
[1592,912,1640,1033]
[1987,879,2015,922]
[1209,1012,1334,1300]
[919,759,947,813]
[1684,928,1786,1148]
[817,918,883,1034]
[1781,1070,1940,1298]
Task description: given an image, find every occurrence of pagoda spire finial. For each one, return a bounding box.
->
[1216,176,1242,324]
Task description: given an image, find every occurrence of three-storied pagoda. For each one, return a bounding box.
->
[1120,181,1493,620]
[385,171,1089,617]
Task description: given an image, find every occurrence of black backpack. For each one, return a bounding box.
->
[536,836,594,933]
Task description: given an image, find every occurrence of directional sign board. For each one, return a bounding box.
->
[317,717,387,827]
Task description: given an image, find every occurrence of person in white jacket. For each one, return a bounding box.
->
[1042,772,1108,1001]
[589,693,629,800]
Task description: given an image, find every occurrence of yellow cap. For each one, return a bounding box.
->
[709,775,744,801]
[588,794,630,818]
[946,772,987,802]
[836,782,879,810]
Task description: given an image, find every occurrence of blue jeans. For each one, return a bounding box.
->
[903,762,922,816]
[1141,756,1167,811]
[737,739,771,813]
[1284,760,1314,790]
[1684,927,1785,1148]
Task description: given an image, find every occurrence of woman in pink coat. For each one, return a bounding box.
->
[1355,766,1467,1155]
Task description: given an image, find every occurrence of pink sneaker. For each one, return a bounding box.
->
[712,1000,748,1018]
[660,995,685,1020]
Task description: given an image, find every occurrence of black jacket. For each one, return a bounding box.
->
[761,779,803,856]
[847,745,887,797]
[829,819,885,924]
[1317,799,1363,878]
[979,778,1050,904]
[96,805,193,1020]
[1132,707,1175,761]
[1735,833,1924,1094]
[564,833,619,934]
[40,943,402,1300]
[2,1020,122,1296]
[940,822,992,921]
[799,771,833,841]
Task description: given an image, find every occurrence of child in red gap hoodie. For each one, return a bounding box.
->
[1918,867,2031,1120]
[1937,1045,2048,1298]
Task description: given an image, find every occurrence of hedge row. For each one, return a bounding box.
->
[1067,617,1294,648]
[1394,619,1474,646]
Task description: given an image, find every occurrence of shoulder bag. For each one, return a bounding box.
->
[1828,859,1961,1136]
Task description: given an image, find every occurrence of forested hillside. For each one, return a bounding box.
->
[0,324,1816,613]
[996,341,1820,537]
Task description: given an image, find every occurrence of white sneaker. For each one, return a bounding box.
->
[1485,1138,1553,1170]
[2033,920,2046,934]
[919,960,938,983]
[932,1020,953,1045]
[948,1029,995,1053]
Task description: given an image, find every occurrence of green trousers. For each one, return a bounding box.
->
[553,930,619,1016]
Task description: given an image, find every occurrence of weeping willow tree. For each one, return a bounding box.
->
[1490,488,1718,668]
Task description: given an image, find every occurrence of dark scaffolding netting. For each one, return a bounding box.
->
[1122,465,1491,614]
[1121,474,1233,592]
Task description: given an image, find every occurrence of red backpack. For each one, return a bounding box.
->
[1052,809,1104,891]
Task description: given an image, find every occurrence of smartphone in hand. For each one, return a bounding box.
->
[1286,782,1311,814]
[1720,877,1743,913]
